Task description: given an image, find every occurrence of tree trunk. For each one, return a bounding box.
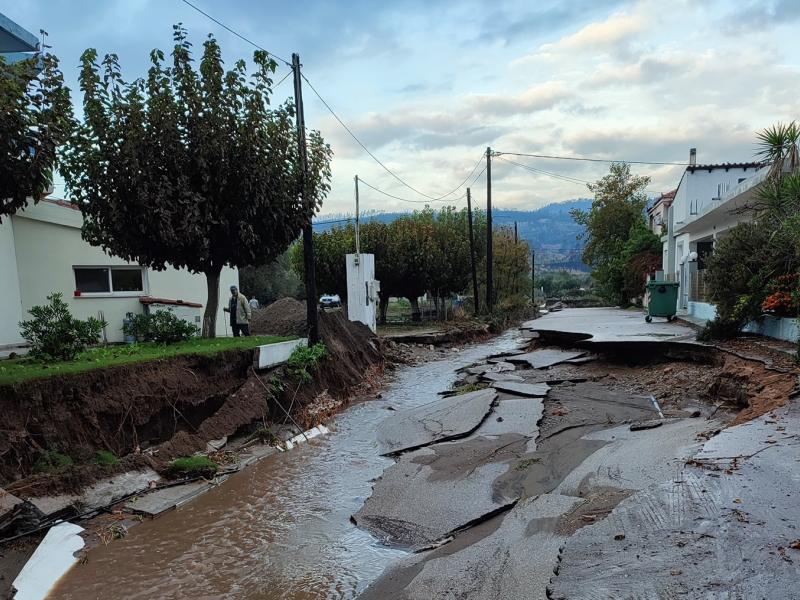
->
[378,293,389,325]
[203,265,223,338]
[409,296,421,322]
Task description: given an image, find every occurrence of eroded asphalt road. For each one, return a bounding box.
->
[358,308,800,599]
[48,308,800,599]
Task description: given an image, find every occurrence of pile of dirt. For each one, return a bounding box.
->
[250,298,307,336]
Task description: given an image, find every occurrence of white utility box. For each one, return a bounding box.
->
[346,253,380,333]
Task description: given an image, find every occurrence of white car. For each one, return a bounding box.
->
[319,294,341,308]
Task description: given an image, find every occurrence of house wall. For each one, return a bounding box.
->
[0,218,24,346]
[6,205,238,344]
[671,168,754,227]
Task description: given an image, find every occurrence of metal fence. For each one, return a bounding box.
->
[690,269,711,302]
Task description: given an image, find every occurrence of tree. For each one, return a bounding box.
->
[571,163,652,305]
[62,26,332,336]
[1,43,73,218]
[239,248,303,304]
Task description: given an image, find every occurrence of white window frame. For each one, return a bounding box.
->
[73,265,149,298]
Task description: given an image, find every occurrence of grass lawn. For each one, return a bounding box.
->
[0,335,294,386]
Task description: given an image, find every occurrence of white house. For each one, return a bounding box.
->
[659,149,797,340]
[1,199,238,348]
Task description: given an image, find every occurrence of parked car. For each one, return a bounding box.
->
[319,294,341,309]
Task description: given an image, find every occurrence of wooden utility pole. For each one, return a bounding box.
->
[514,221,518,243]
[485,146,493,313]
[466,188,479,315]
[292,53,319,344]
[531,248,536,305]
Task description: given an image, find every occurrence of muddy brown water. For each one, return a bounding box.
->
[50,332,523,600]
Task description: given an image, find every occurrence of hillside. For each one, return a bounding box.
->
[313,199,591,271]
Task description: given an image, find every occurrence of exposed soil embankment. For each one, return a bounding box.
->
[0,309,384,496]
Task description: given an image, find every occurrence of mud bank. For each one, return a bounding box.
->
[0,310,382,498]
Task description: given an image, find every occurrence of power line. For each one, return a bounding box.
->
[273,69,292,89]
[496,156,590,186]
[495,150,689,167]
[359,178,464,205]
[313,217,353,226]
[300,72,484,202]
[179,0,291,66]
[358,162,487,206]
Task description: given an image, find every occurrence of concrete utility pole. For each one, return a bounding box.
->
[466,188,479,315]
[292,53,319,344]
[354,175,361,258]
[485,147,493,313]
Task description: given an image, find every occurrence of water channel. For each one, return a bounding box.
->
[51,331,523,600]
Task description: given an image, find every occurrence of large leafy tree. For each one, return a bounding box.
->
[62,26,332,336]
[571,163,655,305]
[1,44,73,218]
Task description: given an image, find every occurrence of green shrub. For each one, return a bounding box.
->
[94,450,120,466]
[287,342,327,383]
[122,310,199,344]
[167,456,218,477]
[34,450,73,473]
[19,293,105,361]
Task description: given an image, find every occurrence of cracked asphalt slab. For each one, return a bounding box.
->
[376,388,497,455]
[353,434,524,550]
[357,309,799,599]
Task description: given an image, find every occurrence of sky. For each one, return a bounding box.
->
[6,0,800,217]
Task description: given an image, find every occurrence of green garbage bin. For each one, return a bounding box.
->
[645,281,679,323]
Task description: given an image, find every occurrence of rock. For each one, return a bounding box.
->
[629,420,664,431]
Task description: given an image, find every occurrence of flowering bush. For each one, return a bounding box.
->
[761,274,800,316]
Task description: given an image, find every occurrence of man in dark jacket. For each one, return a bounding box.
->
[223,285,252,337]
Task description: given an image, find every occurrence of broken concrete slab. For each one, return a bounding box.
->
[354,435,523,549]
[126,478,223,517]
[490,381,550,397]
[464,361,515,375]
[376,389,497,455]
[468,398,544,442]
[0,488,22,520]
[550,402,800,599]
[369,493,582,600]
[554,419,711,497]
[479,371,524,383]
[528,307,699,348]
[28,468,160,518]
[12,522,84,600]
[505,349,586,369]
[694,403,800,461]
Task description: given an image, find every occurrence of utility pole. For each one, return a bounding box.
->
[485,146,493,313]
[514,221,518,243]
[354,175,361,258]
[531,248,536,306]
[292,53,319,344]
[466,188,479,315]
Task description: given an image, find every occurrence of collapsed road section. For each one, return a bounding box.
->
[359,308,799,600]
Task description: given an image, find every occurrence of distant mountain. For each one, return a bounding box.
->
[313,198,592,271]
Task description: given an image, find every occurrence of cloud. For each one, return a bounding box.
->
[474,0,627,45]
[466,82,569,117]
[720,0,800,34]
[543,10,648,53]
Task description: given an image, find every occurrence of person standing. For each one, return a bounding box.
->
[223,285,252,337]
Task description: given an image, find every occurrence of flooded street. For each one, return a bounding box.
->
[51,332,522,600]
